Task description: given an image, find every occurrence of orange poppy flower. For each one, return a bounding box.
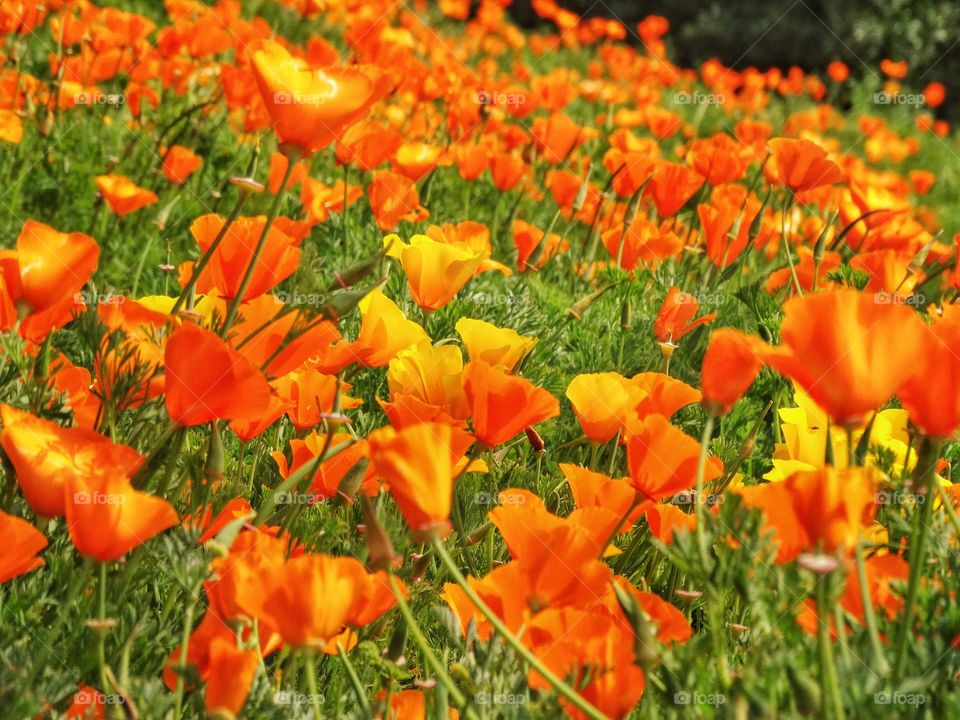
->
[627,414,721,502]
[488,152,527,192]
[260,554,400,650]
[384,234,485,311]
[513,218,565,272]
[181,214,300,301]
[463,360,560,447]
[566,372,645,443]
[563,464,644,536]
[653,287,717,342]
[368,170,428,231]
[456,317,537,372]
[0,404,144,518]
[387,344,469,422]
[204,636,259,718]
[0,508,47,582]
[784,467,877,555]
[272,367,361,430]
[1,220,99,316]
[899,311,960,438]
[764,288,927,426]
[525,605,646,720]
[531,111,583,164]
[367,421,473,539]
[250,40,388,155]
[768,138,843,193]
[630,372,702,419]
[65,470,178,562]
[341,289,430,368]
[600,217,683,271]
[273,432,375,502]
[644,161,704,217]
[337,119,404,172]
[701,329,768,415]
[161,144,203,184]
[164,322,274,427]
[94,174,159,216]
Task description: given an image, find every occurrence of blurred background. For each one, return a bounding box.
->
[507,0,959,112]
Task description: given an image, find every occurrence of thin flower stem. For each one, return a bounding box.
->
[892,437,943,680]
[386,574,472,713]
[222,148,300,334]
[171,191,250,315]
[854,538,890,676]
[304,650,325,720]
[694,411,717,566]
[173,581,202,720]
[816,574,846,720]
[335,643,369,713]
[432,538,611,720]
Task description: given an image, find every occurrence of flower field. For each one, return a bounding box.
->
[2,0,960,718]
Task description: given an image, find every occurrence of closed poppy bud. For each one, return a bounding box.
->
[463,360,560,447]
[251,40,388,155]
[701,328,768,415]
[367,421,473,540]
[94,174,159,216]
[0,508,47,582]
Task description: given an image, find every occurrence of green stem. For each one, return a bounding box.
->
[97,562,110,698]
[854,538,889,676]
[816,574,846,720]
[432,539,610,720]
[335,643,368,713]
[173,582,201,720]
[304,651,325,720]
[387,574,471,712]
[694,412,717,566]
[892,437,943,680]
[221,147,299,333]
